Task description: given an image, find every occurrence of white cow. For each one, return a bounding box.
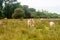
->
[27,19,34,27]
[49,21,55,29]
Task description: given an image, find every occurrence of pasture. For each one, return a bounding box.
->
[0,19,60,40]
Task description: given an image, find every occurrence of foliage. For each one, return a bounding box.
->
[0,0,60,19]
[30,12,36,18]
[0,0,4,19]
[12,8,25,19]
[22,5,31,18]
[3,0,20,18]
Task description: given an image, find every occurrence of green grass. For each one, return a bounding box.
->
[0,19,60,40]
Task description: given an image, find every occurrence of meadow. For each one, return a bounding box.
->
[0,19,60,40]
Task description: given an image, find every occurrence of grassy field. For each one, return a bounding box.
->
[0,19,60,40]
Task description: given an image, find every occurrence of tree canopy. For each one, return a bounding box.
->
[0,0,60,19]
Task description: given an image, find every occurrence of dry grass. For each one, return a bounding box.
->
[0,19,60,40]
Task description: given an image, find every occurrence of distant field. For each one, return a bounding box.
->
[0,19,60,40]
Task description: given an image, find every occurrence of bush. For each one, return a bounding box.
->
[12,8,25,19]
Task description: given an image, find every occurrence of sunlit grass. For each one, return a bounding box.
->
[0,19,60,40]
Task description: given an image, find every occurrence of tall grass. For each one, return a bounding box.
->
[0,19,60,40]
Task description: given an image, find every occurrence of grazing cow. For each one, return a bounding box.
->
[27,19,34,27]
[49,21,55,29]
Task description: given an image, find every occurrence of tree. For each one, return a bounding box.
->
[31,12,36,18]
[1,0,60,19]
[0,9,5,19]
[0,0,3,8]
[29,8,36,12]
[0,0,4,19]
[3,0,21,18]
[36,11,41,18]
[12,8,25,19]
[3,2,21,18]
[22,5,31,18]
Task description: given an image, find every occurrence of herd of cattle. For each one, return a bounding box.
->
[0,19,55,29]
[27,19,55,29]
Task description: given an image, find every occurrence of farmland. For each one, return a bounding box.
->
[0,19,60,40]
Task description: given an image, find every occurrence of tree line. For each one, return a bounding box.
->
[0,0,60,19]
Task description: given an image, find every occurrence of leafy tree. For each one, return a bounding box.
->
[3,2,21,18]
[3,0,21,18]
[0,9,5,19]
[0,0,4,19]
[12,8,25,19]
[29,8,36,12]
[1,0,60,19]
[0,0,3,8]
[31,12,36,18]
[36,11,41,18]
[22,5,31,18]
